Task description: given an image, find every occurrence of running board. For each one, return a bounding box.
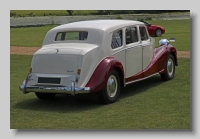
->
[126,73,159,85]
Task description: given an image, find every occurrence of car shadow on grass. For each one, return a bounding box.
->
[119,75,163,99]
[13,75,164,112]
[13,93,102,113]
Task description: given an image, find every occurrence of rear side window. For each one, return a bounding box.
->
[111,30,123,49]
[55,31,88,41]
[126,27,138,45]
[139,26,149,41]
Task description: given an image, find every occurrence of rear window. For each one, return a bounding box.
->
[55,31,88,41]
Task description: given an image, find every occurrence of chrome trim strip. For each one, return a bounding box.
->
[112,44,142,56]
[19,80,90,95]
[126,73,159,85]
[142,43,151,47]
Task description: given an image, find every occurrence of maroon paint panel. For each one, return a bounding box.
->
[146,44,177,76]
[144,46,168,77]
[126,71,143,83]
[85,56,125,93]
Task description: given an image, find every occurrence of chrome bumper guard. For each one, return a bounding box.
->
[19,80,90,95]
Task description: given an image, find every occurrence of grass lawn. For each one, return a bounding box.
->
[10,19,190,51]
[149,20,190,51]
[10,25,57,47]
[10,55,190,129]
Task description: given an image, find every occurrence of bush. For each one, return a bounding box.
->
[111,10,135,14]
[97,10,111,15]
[67,10,73,16]
[137,18,144,21]
[145,17,152,20]
[116,15,123,19]
[29,12,33,17]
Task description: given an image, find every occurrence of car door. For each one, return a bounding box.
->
[139,26,153,74]
[125,26,142,78]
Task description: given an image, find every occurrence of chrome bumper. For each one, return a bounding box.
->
[19,80,90,95]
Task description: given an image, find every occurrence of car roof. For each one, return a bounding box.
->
[52,20,144,31]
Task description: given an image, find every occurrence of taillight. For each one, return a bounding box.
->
[28,68,32,74]
[77,69,81,75]
[25,68,32,85]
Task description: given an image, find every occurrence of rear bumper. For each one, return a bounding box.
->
[19,80,90,95]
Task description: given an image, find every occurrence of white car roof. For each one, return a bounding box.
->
[42,20,145,46]
[51,20,144,31]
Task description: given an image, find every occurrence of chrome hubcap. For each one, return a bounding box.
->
[167,59,174,76]
[107,75,117,97]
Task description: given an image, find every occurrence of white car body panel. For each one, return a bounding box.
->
[125,44,143,78]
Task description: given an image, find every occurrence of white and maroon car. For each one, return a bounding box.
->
[19,20,178,104]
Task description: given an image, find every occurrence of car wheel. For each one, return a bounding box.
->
[155,29,162,37]
[99,70,120,104]
[35,92,56,99]
[160,54,175,81]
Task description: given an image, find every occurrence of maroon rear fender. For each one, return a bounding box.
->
[85,56,125,93]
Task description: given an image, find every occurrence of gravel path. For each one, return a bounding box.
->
[10,46,190,58]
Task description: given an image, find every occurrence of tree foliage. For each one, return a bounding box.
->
[66,10,73,16]
[94,10,189,15]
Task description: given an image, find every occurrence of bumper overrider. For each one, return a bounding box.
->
[19,80,90,95]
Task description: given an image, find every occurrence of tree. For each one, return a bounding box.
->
[66,10,73,16]
[97,10,111,15]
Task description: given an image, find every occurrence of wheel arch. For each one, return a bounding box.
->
[85,56,125,93]
[112,67,126,88]
[156,27,163,31]
[170,52,178,66]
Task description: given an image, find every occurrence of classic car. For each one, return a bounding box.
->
[141,21,165,37]
[19,20,177,104]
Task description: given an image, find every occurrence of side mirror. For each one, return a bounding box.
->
[169,37,175,42]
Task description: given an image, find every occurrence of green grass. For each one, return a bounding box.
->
[10,25,57,47]
[147,20,190,51]
[10,20,190,50]
[10,55,190,129]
